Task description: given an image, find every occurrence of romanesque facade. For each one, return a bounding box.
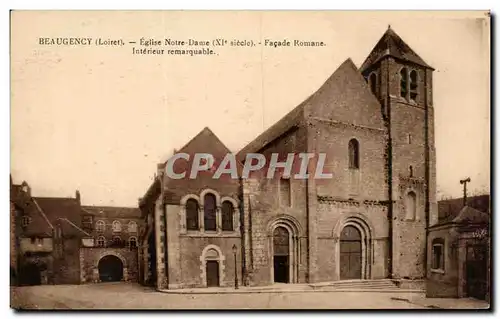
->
[141,27,438,290]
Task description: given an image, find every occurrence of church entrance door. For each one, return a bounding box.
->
[340,225,362,280]
[206,260,219,287]
[273,226,290,283]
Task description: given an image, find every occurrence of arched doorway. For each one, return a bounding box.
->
[340,225,362,280]
[200,245,225,287]
[273,226,290,283]
[98,255,123,282]
[19,262,42,286]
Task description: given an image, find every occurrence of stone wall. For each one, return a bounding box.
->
[80,247,138,283]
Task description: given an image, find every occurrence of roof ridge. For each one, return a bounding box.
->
[31,198,54,230]
[58,217,91,237]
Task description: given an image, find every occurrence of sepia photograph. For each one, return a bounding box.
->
[9,10,491,310]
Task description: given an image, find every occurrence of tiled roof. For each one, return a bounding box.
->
[438,195,490,221]
[32,197,83,237]
[360,26,433,72]
[81,205,141,219]
[452,206,490,224]
[237,58,371,161]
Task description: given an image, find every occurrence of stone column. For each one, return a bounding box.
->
[216,206,222,233]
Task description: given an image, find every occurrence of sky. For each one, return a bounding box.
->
[10,11,490,206]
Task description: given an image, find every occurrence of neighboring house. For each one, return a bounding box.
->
[427,195,491,302]
[10,177,33,286]
[139,26,438,290]
[12,180,89,286]
[10,177,142,286]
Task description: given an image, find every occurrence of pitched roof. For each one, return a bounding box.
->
[237,58,383,161]
[438,194,490,222]
[32,197,83,237]
[360,26,433,72]
[236,100,304,162]
[20,199,54,237]
[452,206,490,224]
[82,205,141,219]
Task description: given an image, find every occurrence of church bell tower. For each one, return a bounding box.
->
[360,26,437,280]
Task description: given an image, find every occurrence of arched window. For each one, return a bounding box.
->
[186,199,199,231]
[21,216,31,227]
[400,68,408,98]
[280,178,291,207]
[273,227,290,256]
[409,165,413,177]
[204,194,217,231]
[369,73,377,96]
[431,238,445,271]
[128,221,137,233]
[96,220,105,232]
[221,201,234,231]
[129,236,137,249]
[406,191,417,220]
[97,236,106,247]
[112,220,122,233]
[348,139,360,169]
[410,70,418,101]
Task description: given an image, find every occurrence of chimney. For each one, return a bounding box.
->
[157,163,165,178]
[76,190,81,203]
[21,181,31,196]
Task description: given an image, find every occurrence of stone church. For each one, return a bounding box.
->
[138,27,438,290]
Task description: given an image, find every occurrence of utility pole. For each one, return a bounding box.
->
[460,177,471,207]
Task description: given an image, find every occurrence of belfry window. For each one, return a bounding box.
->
[186,198,199,231]
[400,68,408,98]
[410,70,418,101]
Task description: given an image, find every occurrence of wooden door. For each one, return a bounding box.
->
[206,260,219,287]
[340,226,362,280]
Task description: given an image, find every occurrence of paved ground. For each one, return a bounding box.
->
[9,282,490,310]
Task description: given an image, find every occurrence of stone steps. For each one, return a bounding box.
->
[310,279,402,291]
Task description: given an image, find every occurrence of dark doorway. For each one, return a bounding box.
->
[274,256,289,283]
[273,226,290,283]
[206,260,219,287]
[19,263,41,286]
[466,244,488,300]
[340,225,362,280]
[98,255,123,282]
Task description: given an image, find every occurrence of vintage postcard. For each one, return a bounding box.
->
[9,10,491,310]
